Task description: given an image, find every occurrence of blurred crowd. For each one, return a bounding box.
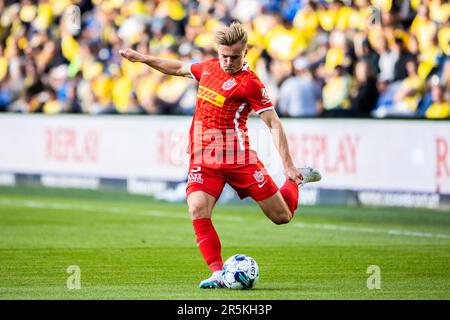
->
[0,0,449,118]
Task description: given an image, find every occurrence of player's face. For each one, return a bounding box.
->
[217,42,247,74]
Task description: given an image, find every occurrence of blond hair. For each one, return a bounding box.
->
[214,22,248,46]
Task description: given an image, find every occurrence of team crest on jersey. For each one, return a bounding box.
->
[222,78,237,91]
[253,170,265,183]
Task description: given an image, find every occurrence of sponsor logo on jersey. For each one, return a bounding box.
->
[222,78,237,91]
[188,173,204,184]
[198,86,226,107]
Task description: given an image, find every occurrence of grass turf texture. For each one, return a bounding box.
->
[0,186,449,300]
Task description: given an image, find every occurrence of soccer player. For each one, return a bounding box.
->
[119,22,321,289]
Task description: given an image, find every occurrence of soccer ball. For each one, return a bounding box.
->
[222,254,259,289]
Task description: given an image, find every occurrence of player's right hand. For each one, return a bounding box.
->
[119,48,145,63]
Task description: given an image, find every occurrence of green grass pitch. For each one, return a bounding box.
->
[0,186,449,300]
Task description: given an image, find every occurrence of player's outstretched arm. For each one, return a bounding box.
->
[119,48,193,78]
[259,109,303,184]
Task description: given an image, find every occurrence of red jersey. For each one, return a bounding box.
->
[188,59,274,167]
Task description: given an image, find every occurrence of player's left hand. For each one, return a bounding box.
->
[119,48,146,63]
[284,166,303,185]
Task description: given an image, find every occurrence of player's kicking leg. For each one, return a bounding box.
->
[258,166,322,224]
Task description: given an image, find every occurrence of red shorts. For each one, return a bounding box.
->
[186,159,279,202]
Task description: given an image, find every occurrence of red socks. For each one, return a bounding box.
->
[192,182,298,271]
[280,179,299,216]
[192,218,223,272]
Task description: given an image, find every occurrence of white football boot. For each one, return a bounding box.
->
[298,167,322,186]
[199,271,224,289]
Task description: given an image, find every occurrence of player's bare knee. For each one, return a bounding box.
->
[273,216,291,225]
[270,210,291,225]
[188,202,210,219]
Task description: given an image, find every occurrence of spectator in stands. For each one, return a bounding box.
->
[393,37,416,82]
[410,4,438,54]
[260,58,292,108]
[322,65,352,116]
[0,0,448,119]
[393,59,425,114]
[354,36,379,76]
[423,75,450,119]
[277,56,322,117]
[375,59,425,117]
[349,59,378,116]
[372,76,401,118]
[0,76,13,112]
[377,36,398,84]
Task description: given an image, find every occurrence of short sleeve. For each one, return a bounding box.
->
[246,76,274,114]
[189,60,212,81]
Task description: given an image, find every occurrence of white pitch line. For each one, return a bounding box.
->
[293,222,450,240]
[0,199,245,222]
[1,199,449,239]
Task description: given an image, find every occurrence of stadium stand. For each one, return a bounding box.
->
[0,0,449,118]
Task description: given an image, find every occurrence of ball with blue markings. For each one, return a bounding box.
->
[222,254,259,289]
